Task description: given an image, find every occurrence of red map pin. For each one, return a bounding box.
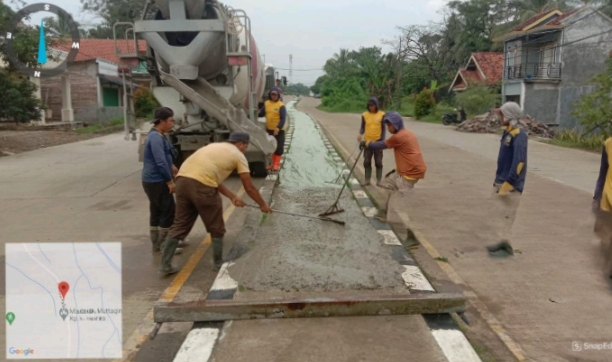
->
[58,281,69,299]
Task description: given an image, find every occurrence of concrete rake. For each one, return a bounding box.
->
[245,205,345,225]
[320,147,364,217]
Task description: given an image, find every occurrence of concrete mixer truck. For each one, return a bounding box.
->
[113,0,278,177]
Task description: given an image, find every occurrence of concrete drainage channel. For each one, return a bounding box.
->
[156,99,479,361]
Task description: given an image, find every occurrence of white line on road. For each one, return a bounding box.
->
[210,262,238,292]
[402,265,435,292]
[172,328,219,362]
[430,329,482,362]
[377,230,402,246]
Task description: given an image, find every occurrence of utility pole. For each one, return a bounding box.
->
[289,54,293,83]
[395,37,402,110]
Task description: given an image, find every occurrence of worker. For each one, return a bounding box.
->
[258,86,286,171]
[141,107,184,255]
[158,131,272,275]
[592,136,612,278]
[357,97,386,186]
[486,101,527,257]
[275,79,284,101]
[359,111,426,223]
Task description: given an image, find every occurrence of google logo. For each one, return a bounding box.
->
[8,347,34,355]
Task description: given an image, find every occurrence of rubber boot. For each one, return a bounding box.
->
[376,168,383,186]
[159,237,180,276]
[212,237,224,271]
[150,226,159,252]
[272,154,281,171]
[158,228,182,255]
[363,167,372,186]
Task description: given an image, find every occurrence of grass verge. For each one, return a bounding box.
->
[75,118,124,135]
[545,129,605,153]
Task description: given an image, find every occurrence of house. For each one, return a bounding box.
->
[494,6,612,128]
[40,38,149,123]
[449,52,504,92]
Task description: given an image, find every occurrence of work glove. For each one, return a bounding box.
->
[497,182,514,196]
[359,140,366,150]
[385,169,396,178]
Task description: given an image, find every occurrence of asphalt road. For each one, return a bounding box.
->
[0,133,261,362]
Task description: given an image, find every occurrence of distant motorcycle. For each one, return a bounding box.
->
[442,108,467,126]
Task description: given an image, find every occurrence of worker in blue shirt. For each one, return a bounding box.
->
[142,107,185,255]
[486,102,528,256]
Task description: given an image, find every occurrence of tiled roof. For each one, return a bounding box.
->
[472,52,504,84]
[548,8,581,25]
[450,52,503,91]
[52,38,147,64]
[511,11,558,32]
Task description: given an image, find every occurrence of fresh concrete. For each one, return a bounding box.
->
[228,187,406,292]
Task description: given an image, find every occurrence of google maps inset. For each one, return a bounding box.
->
[5,242,122,359]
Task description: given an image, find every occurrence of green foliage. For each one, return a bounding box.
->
[283,82,309,96]
[550,129,607,152]
[572,59,612,137]
[454,84,499,116]
[80,0,146,38]
[134,86,160,118]
[0,71,42,123]
[414,88,436,119]
[318,77,368,113]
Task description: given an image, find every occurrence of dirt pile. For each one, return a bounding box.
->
[456,112,555,138]
[227,187,406,293]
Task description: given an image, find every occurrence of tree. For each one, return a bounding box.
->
[80,0,146,38]
[0,71,42,122]
[572,58,612,136]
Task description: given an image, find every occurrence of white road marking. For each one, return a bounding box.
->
[172,328,219,362]
[210,262,238,291]
[361,206,377,217]
[350,178,360,185]
[377,230,402,246]
[430,329,482,362]
[265,174,278,181]
[402,265,435,292]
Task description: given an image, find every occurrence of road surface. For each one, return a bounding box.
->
[0,132,260,362]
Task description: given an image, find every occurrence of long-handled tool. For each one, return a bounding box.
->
[328,141,359,184]
[320,147,364,217]
[245,205,345,225]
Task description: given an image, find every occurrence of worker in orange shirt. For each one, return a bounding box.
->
[360,111,427,223]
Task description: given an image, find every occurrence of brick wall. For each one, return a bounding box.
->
[40,61,99,122]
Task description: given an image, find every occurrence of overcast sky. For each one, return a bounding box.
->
[11,0,447,85]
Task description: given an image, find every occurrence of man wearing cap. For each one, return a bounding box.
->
[159,131,272,275]
[359,111,427,223]
[141,107,184,255]
[486,101,528,257]
[258,86,287,171]
[357,97,386,186]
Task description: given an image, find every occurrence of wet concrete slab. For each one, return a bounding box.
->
[228,187,406,294]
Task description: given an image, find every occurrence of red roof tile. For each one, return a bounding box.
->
[52,38,147,64]
[548,8,581,25]
[511,10,559,32]
[471,52,504,84]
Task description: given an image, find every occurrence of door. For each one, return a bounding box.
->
[102,87,120,107]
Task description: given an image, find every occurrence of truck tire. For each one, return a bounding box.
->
[250,162,268,178]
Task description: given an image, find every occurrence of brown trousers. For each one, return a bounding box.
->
[168,177,225,240]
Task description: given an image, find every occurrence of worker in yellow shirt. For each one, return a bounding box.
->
[159,131,272,275]
[258,87,286,171]
[593,136,612,279]
[357,97,386,186]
